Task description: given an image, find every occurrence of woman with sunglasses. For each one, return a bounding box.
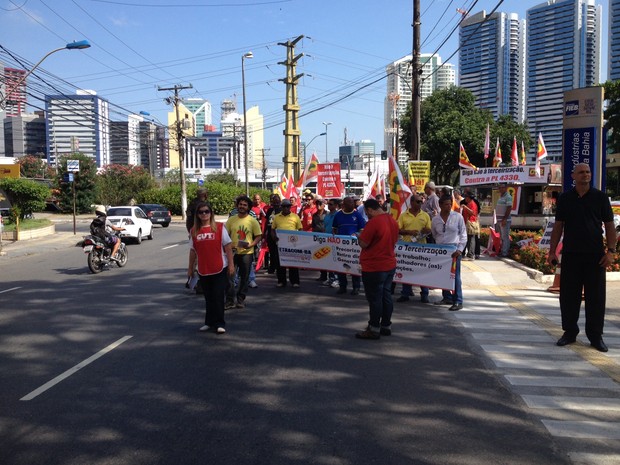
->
[188,202,235,334]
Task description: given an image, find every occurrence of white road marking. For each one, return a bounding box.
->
[162,244,179,250]
[0,287,22,294]
[20,335,133,401]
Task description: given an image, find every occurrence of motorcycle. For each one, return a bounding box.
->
[82,231,128,274]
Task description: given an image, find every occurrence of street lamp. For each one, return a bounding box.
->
[303,132,326,169]
[0,40,91,107]
[322,122,332,163]
[242,51,253,196]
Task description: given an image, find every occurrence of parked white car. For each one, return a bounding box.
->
[106,206,154,244]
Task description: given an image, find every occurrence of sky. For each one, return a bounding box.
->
[0,0,610,169]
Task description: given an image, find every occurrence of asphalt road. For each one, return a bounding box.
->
[0,223,612,464]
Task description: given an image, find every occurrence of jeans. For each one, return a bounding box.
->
[338,273,360,290]
[497,220,511,256]
[441,256,463,304]
[362,269,396,330]
[401,284,429,298]
[227,253,253,303]
[199,269,227,328]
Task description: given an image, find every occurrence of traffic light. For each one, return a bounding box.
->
[380,150,387,160]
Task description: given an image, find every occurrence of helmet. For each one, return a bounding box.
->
[95,205,106,216]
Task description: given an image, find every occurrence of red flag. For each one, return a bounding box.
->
[510,137,518,167]
[536,132,548,178]
[387,155,412,220]
[458,141,477,170]
[296,153,319,188]
[492,138,502,167]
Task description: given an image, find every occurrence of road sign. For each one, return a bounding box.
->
[67,160,80,172]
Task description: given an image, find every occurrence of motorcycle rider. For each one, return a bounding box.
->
[93,205,124,260]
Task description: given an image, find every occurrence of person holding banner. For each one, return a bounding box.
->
[431,195,467,311]
[548,163,616,352]
[271,199,303,288]
[355,198,400,340]
[396,193,432,303]
[332,196,367,295]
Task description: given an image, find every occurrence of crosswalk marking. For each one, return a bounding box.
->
[449,289,620,461]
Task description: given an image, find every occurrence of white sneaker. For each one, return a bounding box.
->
[249,280,258,288]
[322,279,332,286]
[331,281,340,288]
[199,325,210,332]
[216,327,226,334]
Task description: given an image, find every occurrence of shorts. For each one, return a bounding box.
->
[105,235,118,246]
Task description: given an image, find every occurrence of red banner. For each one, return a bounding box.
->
[317,163,343,198]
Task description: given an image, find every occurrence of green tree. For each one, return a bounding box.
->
[400,86,531,184]
[17,155,55,179]
[55,154,98,213]
[604,80,620,155]
[0,177,49,220]
[96,164,156,206]
[205,170,236,185]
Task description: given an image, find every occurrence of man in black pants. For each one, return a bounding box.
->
[548,163,616,352]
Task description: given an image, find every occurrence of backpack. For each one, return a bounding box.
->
[90,217,109,240]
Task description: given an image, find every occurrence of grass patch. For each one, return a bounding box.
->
[2,218,53,232]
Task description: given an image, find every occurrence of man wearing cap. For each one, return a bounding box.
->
[495,183,513,257]
[271,199,303,287]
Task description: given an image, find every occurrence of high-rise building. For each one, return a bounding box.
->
[3,112,46,158]
[610,0,620,80]
[45,90,110,167]
[167,101,195,169]
[1,66,27,117]
[184,98,212,136]
[245,106,264,170]
[527,0,601,161]
[385,54,455,164]
[459,11,526,123]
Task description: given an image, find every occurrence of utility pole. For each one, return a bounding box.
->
[279,35,304,179]
[158,84,193,220]
[257,148,270,189]
[409,0,421,161]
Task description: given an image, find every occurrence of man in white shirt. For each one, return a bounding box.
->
[431,195,467,311]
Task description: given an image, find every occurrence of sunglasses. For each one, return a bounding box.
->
[198,209,211,215]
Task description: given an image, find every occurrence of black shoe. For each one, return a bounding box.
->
[396,295,409,302]
[379,327,392,336]
[590,338,609,352]
[556,333,577,346]
[448,303,463,311]
[421,296,430,304]
[434,299,452,306]
[350,289,359,296]
[355,329,380,340]
[336,288,347,294]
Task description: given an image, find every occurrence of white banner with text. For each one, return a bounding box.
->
[275,230,457,290]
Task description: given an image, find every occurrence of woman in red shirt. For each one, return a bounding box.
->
[188,202,235,334]
[462,192,480,259]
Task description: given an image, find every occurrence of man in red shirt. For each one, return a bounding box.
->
[355,198,399,340]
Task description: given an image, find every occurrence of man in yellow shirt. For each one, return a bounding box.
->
[225,195,262,308]
[271,199,302,288]
[397,193,432,303]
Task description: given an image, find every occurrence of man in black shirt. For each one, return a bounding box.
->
[548,163,616,352]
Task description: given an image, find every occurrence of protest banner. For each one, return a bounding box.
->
[407,160,430,192]
[459,165,552,186]
[317,163,343,198]
[275,230,457,290]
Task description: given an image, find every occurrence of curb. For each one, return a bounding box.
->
[499,256,620,283]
